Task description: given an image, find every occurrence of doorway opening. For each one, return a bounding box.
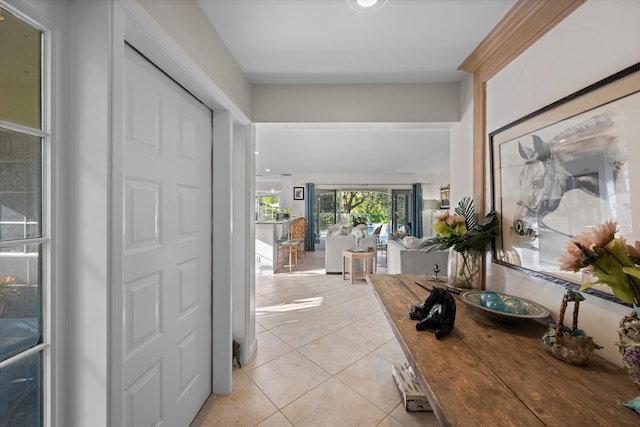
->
[314,189,390,250]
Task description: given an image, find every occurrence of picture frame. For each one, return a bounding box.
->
[489,62,640,305]
[293,186,304,201]
[439,186,450,209]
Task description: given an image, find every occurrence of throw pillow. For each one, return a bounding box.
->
[328,224,343,236]
[402,236,425,250]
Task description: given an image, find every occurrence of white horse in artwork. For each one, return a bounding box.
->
[512,112,626,240]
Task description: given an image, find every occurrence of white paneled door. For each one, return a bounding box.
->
[112,45,212,426]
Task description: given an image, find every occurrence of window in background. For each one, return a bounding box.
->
[256,193,280,222]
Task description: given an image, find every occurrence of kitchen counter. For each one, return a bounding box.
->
[256,219,296,273]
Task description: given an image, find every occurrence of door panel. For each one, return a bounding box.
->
[115,45,212,427]
[315,189,337,249]
[391,189,412,235]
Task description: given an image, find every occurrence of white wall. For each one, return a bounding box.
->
[449,74,474,208]
[294,172,436,187]
[252,83,460,123]
[485,0,640,365]
[256,181,282,192]
[68,0,111,424]
[138,0,252,116]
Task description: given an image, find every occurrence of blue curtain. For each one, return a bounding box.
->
[411,183,422,237]
[305,183,315,251]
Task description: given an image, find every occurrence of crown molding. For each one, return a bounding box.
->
[460,0,585,217]
[458,0,586,82]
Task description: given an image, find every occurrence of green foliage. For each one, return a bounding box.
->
[340,191,364,215]
[260,195,279,205]
[319,212,336,228]
[421,198,500,253]
[453,211,500,252]
[340,191,389,224]
[317,190,389,229]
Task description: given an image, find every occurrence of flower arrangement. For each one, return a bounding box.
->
[420,197,499,253]
[559,221,640,412]
[351,226,365,240]
[419,197,499,291]
[558,220,640,305]
[351,225,366,249]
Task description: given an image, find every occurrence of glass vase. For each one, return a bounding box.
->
[617,305,640,414]
[447,247,481,293]
[354,237,362,251]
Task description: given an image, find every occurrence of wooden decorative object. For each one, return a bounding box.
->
[392,362,431,412]
[541,289,602,365]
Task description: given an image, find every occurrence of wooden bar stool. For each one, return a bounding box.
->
[276,218,305,272]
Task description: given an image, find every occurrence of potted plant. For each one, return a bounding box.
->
[420,197,499,292]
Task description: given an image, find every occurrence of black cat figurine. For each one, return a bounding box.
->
[409,287,456,339]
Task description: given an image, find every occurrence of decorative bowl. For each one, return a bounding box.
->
[460,290,551,323]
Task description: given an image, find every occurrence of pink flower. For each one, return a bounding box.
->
[591,220,617,247]
[434,211,450,222]
[559,220,640,305]
[571,229,597,251]
[559,241,583,271]
[567,220,616,253]
[622,237,640,261]
[445,215,465,227]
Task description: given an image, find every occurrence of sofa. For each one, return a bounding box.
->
[386,237,449,275]
[325,232,377,274]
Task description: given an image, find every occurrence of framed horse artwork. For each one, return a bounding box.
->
[490,62,640,305]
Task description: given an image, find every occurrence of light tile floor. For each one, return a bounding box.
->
[192,251,439,426]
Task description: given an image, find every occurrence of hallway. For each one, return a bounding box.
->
[192,251,438,426]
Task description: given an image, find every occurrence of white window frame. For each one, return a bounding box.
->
[0,3,52,426]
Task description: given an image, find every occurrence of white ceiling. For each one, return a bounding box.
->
[197,0,517,178]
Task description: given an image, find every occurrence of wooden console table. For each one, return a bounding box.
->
[368,274,639,427]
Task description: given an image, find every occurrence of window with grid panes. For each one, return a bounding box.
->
[0,6,47,426]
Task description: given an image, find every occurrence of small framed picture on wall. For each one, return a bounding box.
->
[293,186,305,200]
[440,185,450,209]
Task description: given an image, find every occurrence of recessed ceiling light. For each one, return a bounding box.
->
[265,168,271,172]
[348,0,387,13]
[358,0,377,7]
[255,151,260,155]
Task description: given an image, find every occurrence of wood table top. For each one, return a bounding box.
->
[342,249,375,256]
[368,274,640,427]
